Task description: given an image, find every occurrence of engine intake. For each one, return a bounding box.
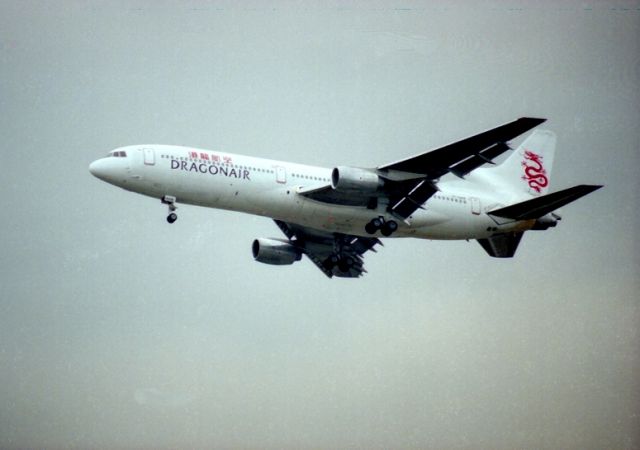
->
[252,238,302,265]
[331,166,382,192]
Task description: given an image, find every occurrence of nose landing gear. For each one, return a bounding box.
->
[162,195,178,224]
[365,216,398,237]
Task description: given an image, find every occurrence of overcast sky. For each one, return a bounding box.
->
[1,1,638,449]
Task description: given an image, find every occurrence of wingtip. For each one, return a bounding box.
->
[579,184,604,191]
[519,117,547,125]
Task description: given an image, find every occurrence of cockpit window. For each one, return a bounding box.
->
[106,151,127,158]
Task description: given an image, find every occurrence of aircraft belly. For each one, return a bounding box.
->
[170,171,228,206]
[292,197,381,234]
[411,200,489,240]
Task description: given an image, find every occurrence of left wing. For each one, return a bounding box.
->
[274,220,381,278]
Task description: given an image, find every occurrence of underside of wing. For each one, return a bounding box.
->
[298,118,546,223]
[378,117,546,178]
[297,183,375,207]
[385,178,438,220]
[274,220,381,278]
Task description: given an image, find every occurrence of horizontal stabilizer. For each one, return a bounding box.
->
[477,232,524,258]
[488,185,603,220]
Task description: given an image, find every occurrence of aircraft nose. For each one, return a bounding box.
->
[89,159,107,180]
[89,157,121,184]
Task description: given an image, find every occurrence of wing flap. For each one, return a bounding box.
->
[449,142,510,178]
[388,179,438,220]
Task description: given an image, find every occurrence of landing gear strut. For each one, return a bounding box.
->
[365,216,398,237]
[162,195,178,224]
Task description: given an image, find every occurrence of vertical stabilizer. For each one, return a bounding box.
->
[490,129,556,197]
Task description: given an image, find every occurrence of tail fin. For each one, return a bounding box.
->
[488,129,556,197]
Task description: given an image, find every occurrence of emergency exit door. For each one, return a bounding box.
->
[275,166,286,184]
[143,148,155,165]
[470,197,481,215]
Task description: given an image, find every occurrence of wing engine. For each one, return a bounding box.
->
[331,166,382,192]
[252,238,302,265]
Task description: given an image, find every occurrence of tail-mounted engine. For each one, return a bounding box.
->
[252,238,302,265]
[531,213,561,230]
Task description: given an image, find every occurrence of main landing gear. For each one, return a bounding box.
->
[162,195,178,224]
[365,216,398,237]
[323,254,356,274]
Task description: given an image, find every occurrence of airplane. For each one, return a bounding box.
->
[89,117,602,278]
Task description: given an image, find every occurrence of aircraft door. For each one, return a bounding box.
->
[470,197,481,215]
[143,148,155,165]
[275,166,286,184]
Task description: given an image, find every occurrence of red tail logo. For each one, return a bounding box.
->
[522,150,548,193]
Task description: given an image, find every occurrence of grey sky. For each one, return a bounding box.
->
[1,1,638,448]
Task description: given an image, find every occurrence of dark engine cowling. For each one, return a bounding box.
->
[252,238,302,265]
[532,213,561,230]
[331,166,382,192]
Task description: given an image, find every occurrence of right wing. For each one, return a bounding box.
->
[300,117,547,221]
[379,117,546,220]
[378,117,546,178]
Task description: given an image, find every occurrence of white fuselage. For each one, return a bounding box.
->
[89,145,532,240]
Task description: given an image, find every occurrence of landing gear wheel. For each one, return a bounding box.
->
[365,216,384,234]
[337,257,354,273]
[366,216,397,236]
[323,254,340,271]
[365,222,378,234]
[162,195,178,224]
[381,220,398,237]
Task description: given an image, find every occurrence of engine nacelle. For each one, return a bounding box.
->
[331,166,382,192]
[252,238,302,265]
[532,213,560,230]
